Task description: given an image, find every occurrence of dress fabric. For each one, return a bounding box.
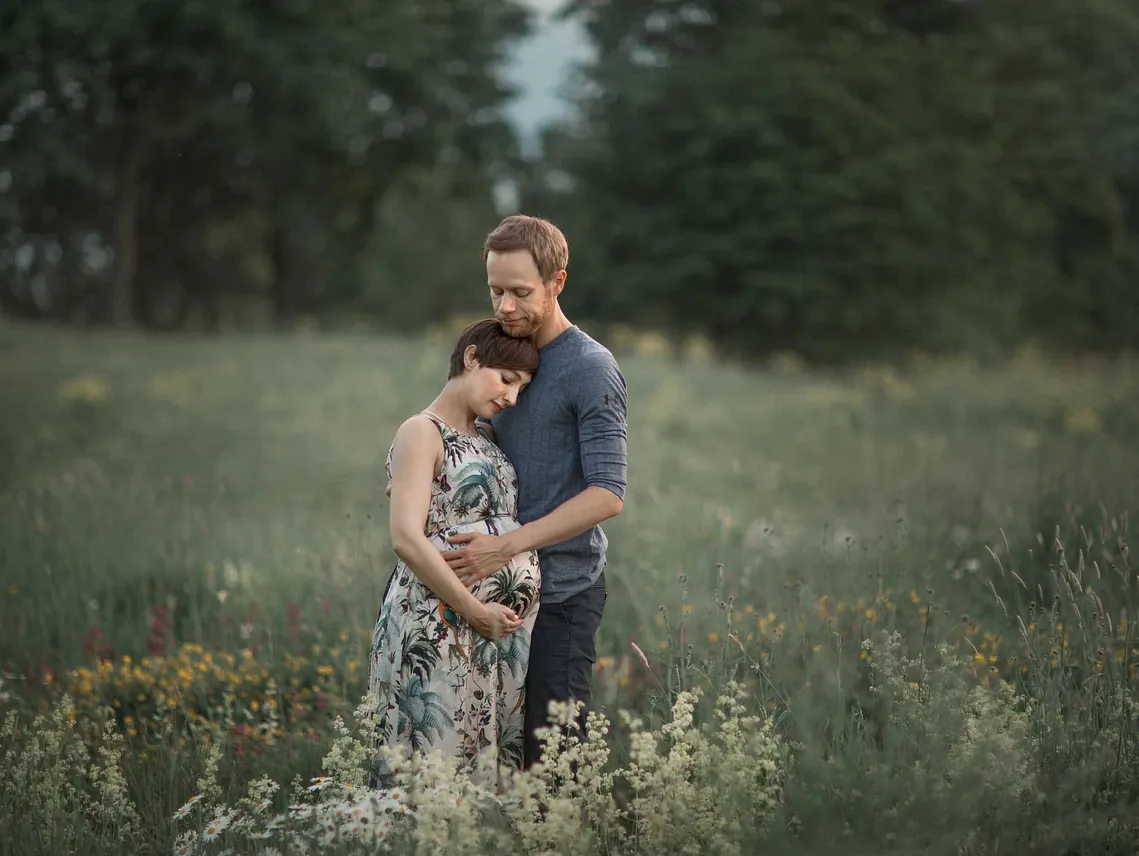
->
[368,411,541,786]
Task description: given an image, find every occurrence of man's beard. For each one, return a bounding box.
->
[500,306,548,339]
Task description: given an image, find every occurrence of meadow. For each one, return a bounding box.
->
[2,319,1139,855]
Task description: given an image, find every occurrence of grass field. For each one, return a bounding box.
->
[2,319,1139,855]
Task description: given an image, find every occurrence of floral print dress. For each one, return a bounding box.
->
[368,410,541,788]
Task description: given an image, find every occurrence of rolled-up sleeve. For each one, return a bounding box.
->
[574,351,628,500]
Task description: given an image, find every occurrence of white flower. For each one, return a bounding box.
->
[201,812,230,842]
[265,813,286,831]
[169,796,199,824]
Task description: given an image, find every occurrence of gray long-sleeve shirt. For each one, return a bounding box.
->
[489,325,628,603]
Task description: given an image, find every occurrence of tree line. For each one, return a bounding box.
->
[3,0,1139,363]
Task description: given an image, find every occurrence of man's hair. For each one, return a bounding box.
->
[448,318,540,379]
[482,214,569,282]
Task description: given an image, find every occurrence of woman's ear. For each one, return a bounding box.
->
[463,344,480,371]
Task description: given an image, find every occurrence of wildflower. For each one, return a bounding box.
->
[202,812,230,841]
[308,776,334,792]
[172,798,199,821]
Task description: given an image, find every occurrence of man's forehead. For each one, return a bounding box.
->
[487,248,540,274]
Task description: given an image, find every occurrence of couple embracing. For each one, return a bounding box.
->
[368,215,628,787]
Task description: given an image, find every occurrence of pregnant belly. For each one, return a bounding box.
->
[430,517,541,618]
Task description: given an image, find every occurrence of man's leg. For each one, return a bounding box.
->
[524,573,607,768]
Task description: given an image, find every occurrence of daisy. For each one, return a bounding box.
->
[172,800,197,821]
[201,812,231,842]
[307,776,333,793]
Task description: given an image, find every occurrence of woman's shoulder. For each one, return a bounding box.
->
[389,414,445,458]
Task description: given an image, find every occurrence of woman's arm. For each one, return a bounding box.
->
[388,416,521,638]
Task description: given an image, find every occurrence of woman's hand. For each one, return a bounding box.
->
[466,602,522,640]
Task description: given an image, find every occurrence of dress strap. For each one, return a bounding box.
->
[421,409,481,439]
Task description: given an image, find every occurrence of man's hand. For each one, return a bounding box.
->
[442,532,511,588]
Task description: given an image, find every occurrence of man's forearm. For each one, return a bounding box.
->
[503,486,623,556]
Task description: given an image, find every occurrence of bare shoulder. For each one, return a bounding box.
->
[391,415,443,461]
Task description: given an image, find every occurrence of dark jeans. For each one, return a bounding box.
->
[523,572,607,768]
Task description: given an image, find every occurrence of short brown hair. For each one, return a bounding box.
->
[448,318,540,379]
[482,215,569,282]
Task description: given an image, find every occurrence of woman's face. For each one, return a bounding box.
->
[464,361,532,420]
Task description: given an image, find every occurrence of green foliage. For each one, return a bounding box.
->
[531,0,1139,362]
[0,0,530,327]
[3,325,1139,852]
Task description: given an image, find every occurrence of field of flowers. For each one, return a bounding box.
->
[2,320,1139,855]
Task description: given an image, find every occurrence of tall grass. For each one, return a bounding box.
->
[2,321,1139,853]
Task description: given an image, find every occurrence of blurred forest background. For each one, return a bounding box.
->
[4,0,1139,364]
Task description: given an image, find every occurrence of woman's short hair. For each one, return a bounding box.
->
[448,318,540,379]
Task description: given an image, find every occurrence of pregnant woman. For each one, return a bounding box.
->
[368,319,542,789]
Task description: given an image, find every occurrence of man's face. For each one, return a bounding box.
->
[486,249,562,339]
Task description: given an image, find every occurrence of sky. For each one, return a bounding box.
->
[500,0,593,154]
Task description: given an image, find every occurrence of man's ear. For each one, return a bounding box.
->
[550,269,567,298]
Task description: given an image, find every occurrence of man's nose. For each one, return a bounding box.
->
[498,295,516,314]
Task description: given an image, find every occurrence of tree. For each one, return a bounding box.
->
[0,0,531,328]
[538,0,1139,361]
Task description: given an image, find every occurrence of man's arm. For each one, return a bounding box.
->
[503,486,623,556]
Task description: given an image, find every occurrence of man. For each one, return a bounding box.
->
[441,214,628,767]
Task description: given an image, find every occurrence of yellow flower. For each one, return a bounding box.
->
[1065,406,1101,435]
[59,374,109,403]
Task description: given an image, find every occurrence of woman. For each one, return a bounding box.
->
[368,319,542,789]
